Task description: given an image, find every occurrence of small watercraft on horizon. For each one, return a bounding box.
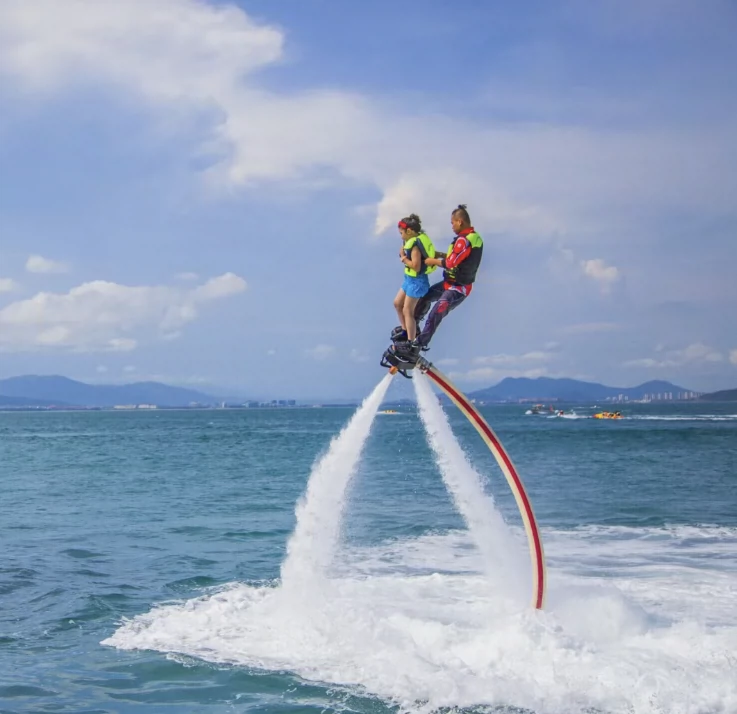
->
[526,404,554,415]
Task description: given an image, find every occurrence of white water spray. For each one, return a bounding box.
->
[104,374,737,713]
[414,373,527,601]
[280,374,393,588]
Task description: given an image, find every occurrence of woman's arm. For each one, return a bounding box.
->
[410,245,423,273]
[401,244,423,273]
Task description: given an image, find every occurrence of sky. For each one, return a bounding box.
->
[0,0,736,400]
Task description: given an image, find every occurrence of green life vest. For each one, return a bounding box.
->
[403,233,437,277]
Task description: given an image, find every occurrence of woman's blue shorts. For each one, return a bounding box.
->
[401,273,430,299]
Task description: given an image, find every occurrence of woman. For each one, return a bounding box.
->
[392,214,436,343]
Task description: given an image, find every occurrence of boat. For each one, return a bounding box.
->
[380,409,400,414]
[527,404,554,415]
[592,411,623,420]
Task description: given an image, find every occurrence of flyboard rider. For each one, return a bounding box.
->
[390,204,484,364]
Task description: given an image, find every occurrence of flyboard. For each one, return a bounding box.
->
[381,345,547,610]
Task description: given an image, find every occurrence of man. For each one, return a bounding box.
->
[393,204,483,362]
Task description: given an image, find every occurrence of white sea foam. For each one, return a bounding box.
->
[104,525,737,714]
[533,413,737,422]
[102,376,737,713]
[629,414,737,421]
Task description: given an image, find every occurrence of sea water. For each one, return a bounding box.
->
[1,392,736,713]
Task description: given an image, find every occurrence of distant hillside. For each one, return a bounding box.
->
[0,375,220,407]
[0,393,70,408]
[698,388,737,402]
[467,377,691,403]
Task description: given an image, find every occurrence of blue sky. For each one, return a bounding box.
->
[0,0,735,400]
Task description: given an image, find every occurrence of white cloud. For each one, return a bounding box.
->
[91,371,213,386]
[0,1,283,94]
[37,326,71,346]
[0,278,18,293]
[0,272,246,352]
[562,322,620,335]
[0,0,733,245]
[452,350,554,381]
[449,366,549,383]
[193,273,246,300]
[731,349,737,365]
[96,365,108,374]
[349,348,368,363]
[372,170,561,239]
[472,354,516,367]
[681,343,724,363]
[519,351,553,362]
[623,357,676,369]
[435,357,460,367]
[304,344,335,361]
[25,254,69,274]
[624,342,724,369]
[580,258,620,293]
[109,338,138,352]
[175,272,199,281]
[472,351,553,366]
[550,247,622,295]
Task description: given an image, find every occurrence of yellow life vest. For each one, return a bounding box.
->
[403,232,436,277]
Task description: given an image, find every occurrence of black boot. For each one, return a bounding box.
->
[392,340,421,364]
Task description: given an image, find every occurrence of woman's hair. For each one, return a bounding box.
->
[398,213,422,233]
[452,204,471,224]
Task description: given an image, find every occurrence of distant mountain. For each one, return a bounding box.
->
[0,375,220,407]
[698,388,737,402]
[467,377,691,403]
[0,393,70,407]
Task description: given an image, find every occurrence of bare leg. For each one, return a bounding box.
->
[403,296,420,340]
[393,289,407,330]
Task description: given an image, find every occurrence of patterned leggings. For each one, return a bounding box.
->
[414,282,467,348]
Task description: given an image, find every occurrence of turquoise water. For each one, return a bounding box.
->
[1,377,736,713]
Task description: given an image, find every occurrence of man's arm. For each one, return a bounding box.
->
[444,238,472,269]
[424,251,446,267]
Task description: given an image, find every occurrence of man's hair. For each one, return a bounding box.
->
[400,213,422,233]
[452,204,471,224]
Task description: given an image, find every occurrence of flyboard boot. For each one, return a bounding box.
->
[380,333,423,378]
